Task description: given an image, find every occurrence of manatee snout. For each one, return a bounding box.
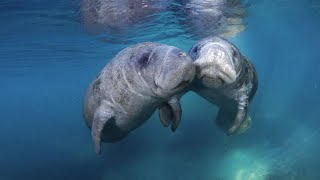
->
[190,37,243,88]
[154,48,196,96]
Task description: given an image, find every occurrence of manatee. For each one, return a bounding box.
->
[189,36,258,135]
[80,0,172,34]
[83,42,195,154]
[178,0,246,38]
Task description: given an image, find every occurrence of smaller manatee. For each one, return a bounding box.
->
[83,42,195,154]
[189,36,258,135]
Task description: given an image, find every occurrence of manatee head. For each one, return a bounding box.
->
[138,45,196,98]
[189,36,243,89]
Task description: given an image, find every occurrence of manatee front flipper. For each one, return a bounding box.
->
[216,107,251,135]
[236,115,252,134]
[158,96,182,132]
[158,103,173,127]
[228,89,251,135]
[91,104,114,155]
[216,107,235,132]
[169,97,182,132]
[228,107,247,135]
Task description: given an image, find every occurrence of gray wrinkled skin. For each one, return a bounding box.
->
[80,0,172,34]
[83,42,195,154]
[189,36,258,135]
[180,0,246,37]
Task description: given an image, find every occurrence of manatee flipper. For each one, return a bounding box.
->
[216,107,252,135]
[91,104,114,155]
[158,96,182,132]
[168,96,182,132]
[158,103,173,127]
[236,115,252,134]
[228,107,247,135]
[228,91,250,135]
[216,107,235,132]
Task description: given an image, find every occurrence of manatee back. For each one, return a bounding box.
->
[109,42,162,64]
[105,42,163,93]
[83,80,101,128]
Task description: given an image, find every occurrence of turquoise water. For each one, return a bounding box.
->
[1,0,320,179]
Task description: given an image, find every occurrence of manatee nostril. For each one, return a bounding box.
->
[231,46,240,59]
[232,49,239,60]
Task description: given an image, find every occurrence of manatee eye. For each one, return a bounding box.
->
[193,46,198,53]
[232,52,237,63]
[232,49,240,65]
[231,46,240,59]
[232,50,238,58]
[140,55,149,64]
[138,52,150,68]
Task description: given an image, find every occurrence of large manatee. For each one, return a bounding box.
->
[189,37,258,135]
[178,0,246,38]
[83,42,195,154]
[80,0,172,34]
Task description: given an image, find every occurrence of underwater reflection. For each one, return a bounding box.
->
[79,0,248,43]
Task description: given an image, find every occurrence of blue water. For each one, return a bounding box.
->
[1,0,320,179]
